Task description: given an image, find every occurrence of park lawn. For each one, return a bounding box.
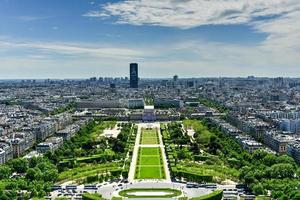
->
[58,162,122,182]
[183,119,213,144]
[138,166,163,179]
[140,128,159,144]
[141,137,158,144]
[119,188,182,198]
[91,121,116,140]
[135,147,165,179]
[183,119,206,132]
[177,162,240,182]
[140,155,161,165]
[140,147,159,155]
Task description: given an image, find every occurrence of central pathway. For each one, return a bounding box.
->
[128,122,171,182]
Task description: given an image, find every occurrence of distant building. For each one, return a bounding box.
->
[11,132,35,158]
[128,99,145,109]
[110,83,116,89]
[36,137,63,154]
[0,149,5,164]
[279,119,300,133]
[143,106,156,121]
[33,122,56,142]
[77,100,122,109]
[173,75,178,82]
[56,124,80,141]
[242,140,264,153]
[263,131,294,154]
[130,63,138,88]
[154,98,183,108]
[0,142,13,163]
[287,142,300,164]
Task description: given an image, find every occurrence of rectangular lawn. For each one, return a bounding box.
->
[140,128,159,145]
[135,147,165,179]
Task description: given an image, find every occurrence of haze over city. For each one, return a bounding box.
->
[1,0,300,79]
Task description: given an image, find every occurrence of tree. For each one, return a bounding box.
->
[252,183,265,195]
[0,166,11,179]
[252,150,268,162]
[262,154,277,166]
[26,168,37,181]
[208,135,221,155]
[26,168,43,181]
[177,148,190,160]
[267,163,295,179]
[244,172,256,185]
[9,158,29,173]
[190,142,200,154]
[43,168,58,182]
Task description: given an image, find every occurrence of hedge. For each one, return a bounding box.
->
[111,197,122,200]
[190,190,223,200]
[194,155,209,161]
[173,170,213,183]
[82,193,106,200]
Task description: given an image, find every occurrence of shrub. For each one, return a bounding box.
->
[82,193,105,200]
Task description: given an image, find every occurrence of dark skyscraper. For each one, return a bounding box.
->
[130,63,138,88]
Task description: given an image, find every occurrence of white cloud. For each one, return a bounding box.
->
[86,0,299,28]
[1,37,299,78]
[15,15,53,21]
[82,0,300,71]
[83,11,109,18]
[84,0,300,52]
[0,40,148,60]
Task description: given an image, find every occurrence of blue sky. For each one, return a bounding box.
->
[0,0,299,78]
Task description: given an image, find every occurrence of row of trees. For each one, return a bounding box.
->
[203,119,300,200]
[164,119,300,199]
[0,157,58,199]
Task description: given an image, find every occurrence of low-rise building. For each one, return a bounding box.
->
[242,140,264,153]
[0,149,5,164]
[0,142,13,163]
[33,122,56,142]
[287,142,300,164]
[143,106,156,121]
[128,99,145,109]
[11,132,35,158]
[154,98,183,108]
[56,124,80,141]
[263,131,294,154]
[36,137,63,153]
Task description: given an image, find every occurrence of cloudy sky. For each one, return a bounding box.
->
[0,0,299,79]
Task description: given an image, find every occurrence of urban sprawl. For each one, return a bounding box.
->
[0,63,299,200]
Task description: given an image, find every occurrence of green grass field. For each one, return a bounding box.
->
[140,128,159,145]
[119,188,182,198]
[135,147,165,179]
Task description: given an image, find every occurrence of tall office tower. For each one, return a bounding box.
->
[130,63,138,88]
[173,75,178,82]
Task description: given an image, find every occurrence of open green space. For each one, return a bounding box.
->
[140,128,159,145]
[135,147,165,179]
[176,162,240,182]
[0,121,137,199]
[58,162,122,182]
[119,188,182,198]
[91,121,116,140]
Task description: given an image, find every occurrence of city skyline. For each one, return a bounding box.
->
[0,0,300,79]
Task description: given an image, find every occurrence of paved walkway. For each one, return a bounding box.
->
[128,122,171,182]
[128,124,142,181]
